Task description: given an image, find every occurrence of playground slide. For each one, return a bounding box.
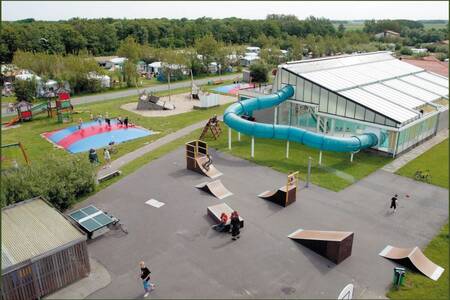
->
[5,116,20,127]
[31,102,49,115]
[223,85,378,153]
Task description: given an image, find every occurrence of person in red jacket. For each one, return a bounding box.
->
[213,212,228,232]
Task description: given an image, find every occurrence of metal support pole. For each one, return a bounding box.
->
[286,141,290,158]
[238,132,241,141]
[306,156,312,188]
[251,136,255,158]
[350,152,354,163]
[319,151,322,165]
[228,127,231,150]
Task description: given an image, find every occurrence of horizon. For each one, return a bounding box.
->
[2,1,448,21]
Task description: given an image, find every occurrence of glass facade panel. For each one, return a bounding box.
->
[277,101,290,125]
[296,78,304,101]
[365,110,375,122]
[288,72,296,86]
[355,105,365,120]
[374,114,385,125]
[386,119,397,127]
[328,93,337,114]
[281,70,288,84]
[312,84,320,104]
[304,81,312,102]
[345,101,355,118]
[336,97,346,115]
[319,89,329,112]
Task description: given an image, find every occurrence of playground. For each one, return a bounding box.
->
[42,120,153,153]
[72,145,448,299]
[213,82,256,95]
[120,92,235,117]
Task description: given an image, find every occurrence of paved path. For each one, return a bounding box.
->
[1,73,241,117]
[382,129,449,173]
[97,119,211,179]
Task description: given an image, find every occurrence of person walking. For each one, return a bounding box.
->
[124,116,129,128]
[117,116,123,126]
[139,261,155,297]
[78,117,83,130]
[103,148,111,168]
[230,211,241,240]
[390,194,398,213]
[97,114,103,125]
[105,117,111,128]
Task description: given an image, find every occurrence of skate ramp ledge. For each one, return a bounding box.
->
[379,245,445,281]
[288,229,353,242]
[207,203,244,227]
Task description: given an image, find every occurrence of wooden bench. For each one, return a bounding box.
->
[97,170,122,183]
[213,79,224,85]
[207,203,244,229]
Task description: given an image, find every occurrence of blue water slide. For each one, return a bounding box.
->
[223,85,378,153]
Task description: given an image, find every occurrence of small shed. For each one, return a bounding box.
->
[1,197,90,300]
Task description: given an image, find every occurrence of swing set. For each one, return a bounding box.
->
[1,142,30,170]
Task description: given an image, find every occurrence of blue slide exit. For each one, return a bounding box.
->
[223,85,378,153]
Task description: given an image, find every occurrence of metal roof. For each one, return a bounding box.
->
[283,52,448,124]
[1,198,85,271]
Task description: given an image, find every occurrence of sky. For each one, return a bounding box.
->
[2,1,448,21]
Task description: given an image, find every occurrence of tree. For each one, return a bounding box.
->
[117,36,142,62]
[337,24,345,38]
[195,33,218,72]
[13,78,37,102]
[249,63,269,83]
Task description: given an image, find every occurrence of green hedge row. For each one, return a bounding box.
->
[1,154,96,210]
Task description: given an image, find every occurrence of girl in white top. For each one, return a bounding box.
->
[103,148,111,168]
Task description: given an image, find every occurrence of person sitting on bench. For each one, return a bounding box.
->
[203,154,212,171]
[212,213,228,232]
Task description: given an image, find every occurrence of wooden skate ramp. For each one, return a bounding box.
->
[379,245,445,281]
[207,203,244,228]
[288,229,354,264]
[258,184,296,207]
[196,180,233,200]
[194,156,222,179]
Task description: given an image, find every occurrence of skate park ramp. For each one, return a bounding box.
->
[207,202,244,227]
[195,155,222,179]
[258,184,296,207]
[379,245,445,281]
[288,229,354,264]
[196,180,233,200]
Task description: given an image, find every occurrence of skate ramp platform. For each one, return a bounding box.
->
[258,184,296,207]
[288,229,354,264]
[379,245,445,281]
[207,203,244,228]
[196,180,233,200]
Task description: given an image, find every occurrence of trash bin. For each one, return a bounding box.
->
[393,267,406,287]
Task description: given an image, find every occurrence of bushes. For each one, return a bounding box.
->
[250,63,269,83]
[400,47,413,55]
[13,78,36,102]
[1,154,96,211]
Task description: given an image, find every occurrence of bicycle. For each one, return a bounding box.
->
[414,170,432,183]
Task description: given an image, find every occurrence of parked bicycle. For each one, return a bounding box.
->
[414,170,432,183]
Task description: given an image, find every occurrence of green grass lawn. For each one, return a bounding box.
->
[396,139,449,189]
[389,139,449,299]
[203,130,392,191]
[1,96,17,104]
[387,222,449,300]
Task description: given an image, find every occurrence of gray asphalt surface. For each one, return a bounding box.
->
[75,147,448,299]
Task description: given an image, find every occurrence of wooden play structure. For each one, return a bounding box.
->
[5,90,73,127]
[207,203,244,230]
[137,91,175,111]
[196,180,233,200]
[199,116,222,140]
[258,171,299,207]
[1,142,30,170]
[185,140,222,179]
